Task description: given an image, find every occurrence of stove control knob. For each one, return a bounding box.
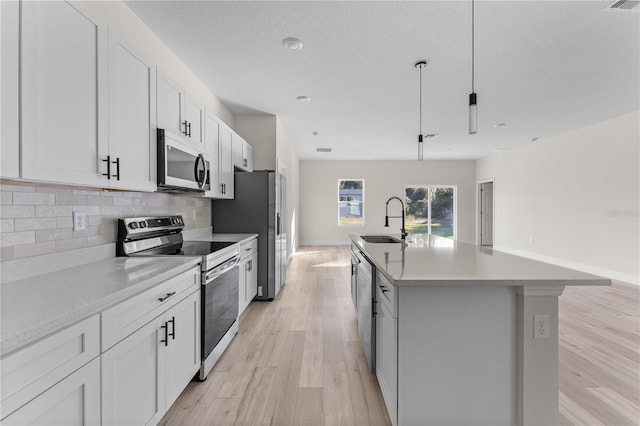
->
[139,221,147,228]
[128,222,139,230]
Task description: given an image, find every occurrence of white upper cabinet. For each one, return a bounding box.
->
[107,32,157,192]
[218,124,235,199]
[1,0,19,178]
[232,134,253,172]
[184,94,205,148]
[157,69,205,150]
[20,0,108,186]
[204,110,234,199]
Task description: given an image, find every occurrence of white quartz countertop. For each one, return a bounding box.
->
[1,256,201,357]
[351,234,611,287]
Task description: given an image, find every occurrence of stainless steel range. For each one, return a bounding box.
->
[117,215,240,380]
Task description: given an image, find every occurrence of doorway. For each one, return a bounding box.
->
[479,181,494,246]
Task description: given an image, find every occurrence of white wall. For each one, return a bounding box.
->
[235,116,277,171]
[300,160,476,245]
[476,112,640,284]
[88,1,234,126]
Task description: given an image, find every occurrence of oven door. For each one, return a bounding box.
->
[201,257,239,362]
[157,128,209,192]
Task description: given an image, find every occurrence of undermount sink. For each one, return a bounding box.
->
[360,235,403,244]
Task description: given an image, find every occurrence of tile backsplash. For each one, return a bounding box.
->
[0,181,211,261]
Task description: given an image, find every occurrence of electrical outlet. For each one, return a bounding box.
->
[73,211,86,231]
[534,314,549,339]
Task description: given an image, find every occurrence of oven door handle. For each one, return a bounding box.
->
[204,256,240,284]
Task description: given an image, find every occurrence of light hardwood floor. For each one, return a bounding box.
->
[161,245,639,426]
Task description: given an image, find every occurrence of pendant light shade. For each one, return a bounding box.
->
[469,0,477,134]
[469,92,477,134]
[415,60,427,160]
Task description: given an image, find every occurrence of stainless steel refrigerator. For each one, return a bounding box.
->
[212,170,287,300]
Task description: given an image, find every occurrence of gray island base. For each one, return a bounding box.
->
[350,234,610,426]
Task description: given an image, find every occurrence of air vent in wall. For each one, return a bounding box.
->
[606,0,640,11]
[316,148,332,153]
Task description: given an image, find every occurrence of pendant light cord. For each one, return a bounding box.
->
[419,63,423,135]
[471,0,475,93]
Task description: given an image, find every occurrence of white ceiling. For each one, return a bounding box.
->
[124,0,640,161]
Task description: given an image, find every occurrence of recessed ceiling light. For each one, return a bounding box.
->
[531,137,539,141]
[296,96,310,103]
[312,131,319,136]
[316,148,332,153]
[493,123,507,128]
[282,37,303,51]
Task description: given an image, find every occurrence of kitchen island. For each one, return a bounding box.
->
[350,234,610,426]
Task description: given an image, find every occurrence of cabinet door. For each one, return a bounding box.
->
[108,33,156,192]
[246,252,258,305]
[218,125,234,199]
[165,291,201,409]
[184,94,204,148]
[1,0,19,178]
[244,143,253,172]
[232,133,244,169]
[157,69,185,136]
[376,290,398,426]
[21,0,108,186]
[238,257,248,314]
[102,316,166,426]
[203,110,220,197]
[1,357,101,426]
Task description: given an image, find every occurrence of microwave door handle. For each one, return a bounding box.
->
[194,154,205,189]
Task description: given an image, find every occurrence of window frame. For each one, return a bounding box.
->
[404,184,457,239]
[337,179,365,226]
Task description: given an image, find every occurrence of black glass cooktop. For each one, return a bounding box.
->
[180,241,235,256]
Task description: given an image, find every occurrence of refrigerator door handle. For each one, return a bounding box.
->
[276,212,281,235]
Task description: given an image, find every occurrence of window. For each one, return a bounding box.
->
[405,186,455,239]
[338,179,364,226]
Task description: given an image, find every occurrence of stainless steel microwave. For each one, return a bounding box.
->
[157,129,210,193]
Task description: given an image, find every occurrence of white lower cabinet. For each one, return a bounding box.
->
[0,315,101,426]
[165,290,201,409]
[238,237,258,315]
[101,289,201,426]
[1,357,101,426]
[376,281,398,426]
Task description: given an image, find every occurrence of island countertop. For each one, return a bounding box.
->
[350,234,611,287]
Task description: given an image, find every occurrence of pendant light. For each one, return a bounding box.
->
[469,0,477,134]
[415,60,427,160]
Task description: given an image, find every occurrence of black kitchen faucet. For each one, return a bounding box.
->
[384,196,407,240]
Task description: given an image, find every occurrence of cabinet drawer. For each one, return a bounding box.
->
[1,315,100,418]
[101,266,200,351]
[239,237,258,258]
[377,271,397,318]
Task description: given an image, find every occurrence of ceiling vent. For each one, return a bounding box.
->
[605,0,640,11]
[316,148,332,153]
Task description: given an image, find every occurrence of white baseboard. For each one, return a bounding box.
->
[493,245,639,286]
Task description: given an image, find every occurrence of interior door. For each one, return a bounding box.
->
[480,182,494,246]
